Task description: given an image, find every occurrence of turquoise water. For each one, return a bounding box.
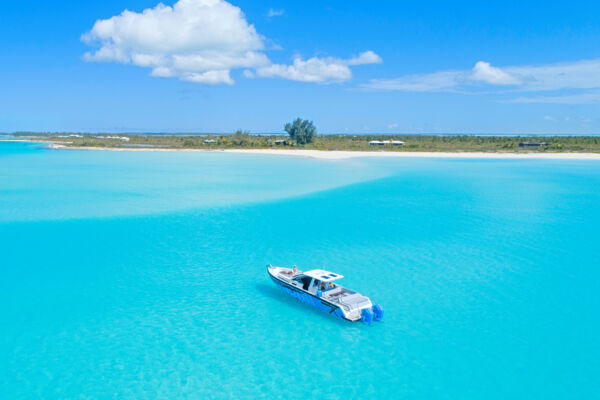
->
[1,142,599,399]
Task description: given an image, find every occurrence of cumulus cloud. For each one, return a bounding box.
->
[82,0,380,85]
[255,51,382,83]
[363,58,600,101]
[82,0,267,85]
[256,57,352,83]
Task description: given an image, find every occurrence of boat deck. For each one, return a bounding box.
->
[272,266,370,310]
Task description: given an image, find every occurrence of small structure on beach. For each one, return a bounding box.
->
[57,134,83,138]
[94,136,130,142]
[519,142,548,148]
[275,139,287,145]
[204,139,217,144]
[370,140,404,146]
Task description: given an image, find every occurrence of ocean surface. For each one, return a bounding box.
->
[1,141,599,399]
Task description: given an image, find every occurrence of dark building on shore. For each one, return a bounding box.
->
[519,142,548,148]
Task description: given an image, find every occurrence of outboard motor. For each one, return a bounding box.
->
[361,308,374,326]
[372,304,384,321]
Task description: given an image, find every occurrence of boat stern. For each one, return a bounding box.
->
[338,294,384,325]
[340,296,373,321]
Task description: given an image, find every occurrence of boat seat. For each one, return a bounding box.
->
[323,290,343,299]
[339,293,370,310]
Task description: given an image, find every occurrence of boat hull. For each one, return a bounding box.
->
[268,272,351,321]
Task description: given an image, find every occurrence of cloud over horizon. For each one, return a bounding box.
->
[363,58,600,103]
[82,0,380,85]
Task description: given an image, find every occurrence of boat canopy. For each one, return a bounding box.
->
[303,269,344,283]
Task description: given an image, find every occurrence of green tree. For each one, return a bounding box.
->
[231,130,251,146]
[284,118,316,145]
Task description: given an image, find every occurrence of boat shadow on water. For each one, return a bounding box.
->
[255,283,354,327]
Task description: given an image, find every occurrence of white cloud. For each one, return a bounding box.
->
[82,0,267,85]
[504,59,600,91]
[256,57,351,83]
[182,70,234,85]
[347,50,382,66]
[471,61,521,85]
[255,51,382,83]
[509,91,600,104]
[544,115,556,121]
[363,58,600,101]
[266,8,285,18]
[366,70,464,92]
[82,0,380,85]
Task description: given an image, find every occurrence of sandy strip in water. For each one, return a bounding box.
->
[2,140,600,160]
[45,144,600,160]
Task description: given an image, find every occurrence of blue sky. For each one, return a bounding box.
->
[1,0,599,134]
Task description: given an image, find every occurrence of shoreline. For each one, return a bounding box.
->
[46,143,600,160]
[2,140,600,160]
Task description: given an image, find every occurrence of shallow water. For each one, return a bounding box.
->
[1,142,599,398]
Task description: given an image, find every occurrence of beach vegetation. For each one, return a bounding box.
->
[11,132,600,154]
[231,130,251,146]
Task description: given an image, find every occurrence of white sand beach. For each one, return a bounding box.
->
[41,143,600,160]
[222,148,600,160]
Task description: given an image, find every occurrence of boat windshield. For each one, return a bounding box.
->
[293,275,312,290]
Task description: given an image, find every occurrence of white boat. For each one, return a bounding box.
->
[267,265,383,325]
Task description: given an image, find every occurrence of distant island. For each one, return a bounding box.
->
[6,131,600,155]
